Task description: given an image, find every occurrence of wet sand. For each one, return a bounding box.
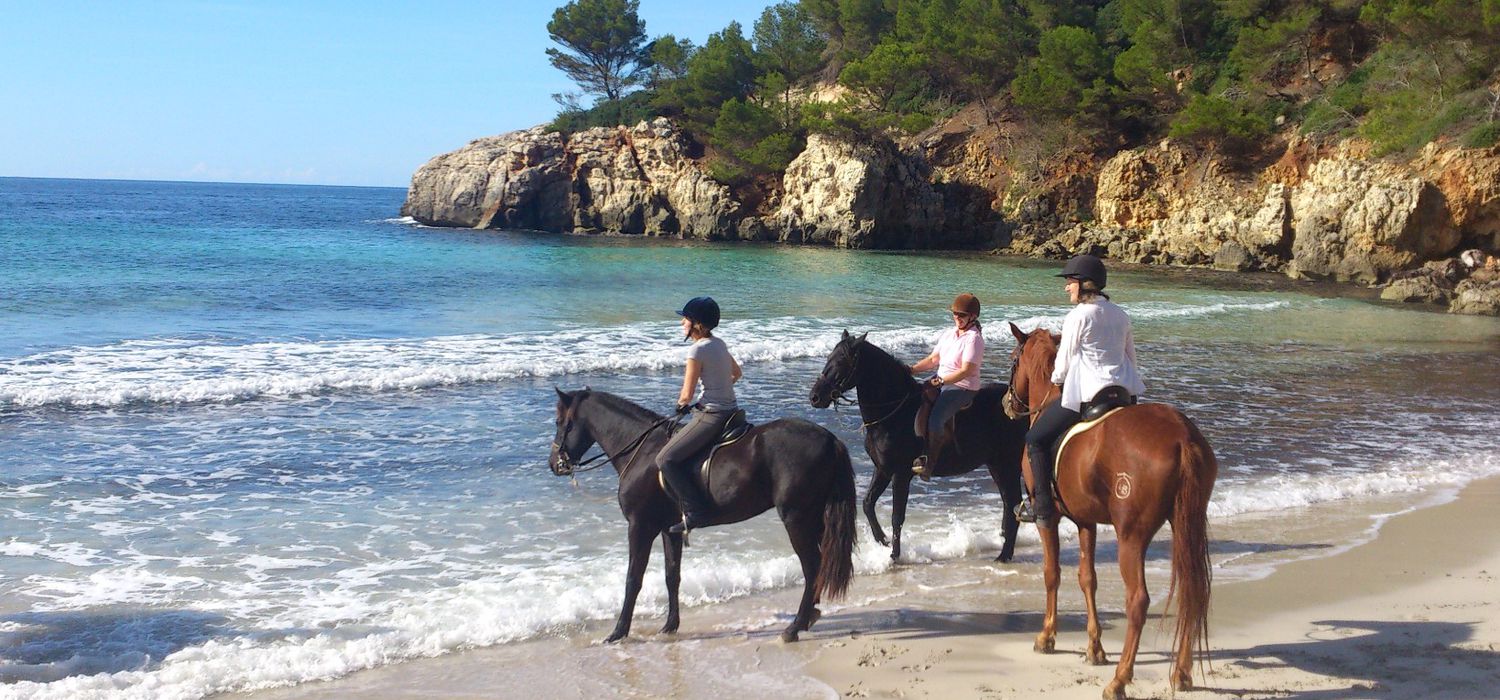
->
[247,477,1500,699]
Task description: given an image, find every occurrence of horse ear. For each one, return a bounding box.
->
[842,329,851,340]
[857,332,868,343]
[554,386,572,404]
[1009,322,1027,343]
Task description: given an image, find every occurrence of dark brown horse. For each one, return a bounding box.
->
[809,331,1028,562]
[1003,323,1216,700]
[549,388,857,643]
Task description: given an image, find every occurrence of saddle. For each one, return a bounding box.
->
[913,381,988,439]
[657,409,753,497]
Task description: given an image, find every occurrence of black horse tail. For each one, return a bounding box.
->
[814,438,858,601]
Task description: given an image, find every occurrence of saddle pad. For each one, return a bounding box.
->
[1053,406,1127,468]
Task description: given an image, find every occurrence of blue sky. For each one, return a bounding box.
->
[1,1,776,187]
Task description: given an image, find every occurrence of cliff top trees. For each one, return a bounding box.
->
[546,0,650,104]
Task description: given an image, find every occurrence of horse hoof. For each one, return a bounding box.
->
[1173,674,1194,691]
[1085,649,1108,666]
[1033,636,1055,654]
[994,552,1013,564]
[780,629,800,643]
[659,623,679,635]
[1101,680,1126,700]
[604,632,626,644]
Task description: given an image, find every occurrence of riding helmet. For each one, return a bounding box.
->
[950,293,981,317]
[1056,254,1107,289]
[677,296,721,330]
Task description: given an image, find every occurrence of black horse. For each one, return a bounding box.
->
[809,331,1028,562]
[549,388,857,643]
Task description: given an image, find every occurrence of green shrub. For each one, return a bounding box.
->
[1463,121,1500,148]
[1168,93,1270,150]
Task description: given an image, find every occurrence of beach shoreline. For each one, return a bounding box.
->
[246,476,1500,700]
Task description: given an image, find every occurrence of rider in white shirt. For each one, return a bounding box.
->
[1018,255,1144,523]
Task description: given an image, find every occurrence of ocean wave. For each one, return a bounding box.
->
[0,298,1296,410]
[4,450,1496,700]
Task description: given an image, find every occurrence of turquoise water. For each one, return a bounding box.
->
[1,177,1498,699]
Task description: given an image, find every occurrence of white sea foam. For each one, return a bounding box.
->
[3,450,1495,700]
[0,298,1294,410]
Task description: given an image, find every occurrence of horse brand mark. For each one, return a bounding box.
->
[1113,473,1133,500]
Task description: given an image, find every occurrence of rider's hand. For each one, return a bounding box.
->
[926,375,944,387]
[675,403,692,415]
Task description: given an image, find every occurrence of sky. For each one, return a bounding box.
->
[0,1,777,188]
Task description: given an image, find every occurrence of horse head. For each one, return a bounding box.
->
[810,330,867,408]
[1003,322,1060,420]
[550,387,597,476]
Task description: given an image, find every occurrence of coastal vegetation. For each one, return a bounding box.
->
[544,0,1500,181]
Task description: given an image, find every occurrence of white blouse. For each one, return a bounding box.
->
[1052,299,1146,412]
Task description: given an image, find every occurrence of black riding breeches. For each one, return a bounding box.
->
[1025,400,1080,480]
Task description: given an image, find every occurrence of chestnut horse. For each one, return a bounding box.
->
[1003,323,1216,700]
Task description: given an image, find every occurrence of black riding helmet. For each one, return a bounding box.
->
[1056,254,1107,289]
[677,296,721,330]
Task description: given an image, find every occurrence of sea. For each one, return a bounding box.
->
[1,177,1498,699]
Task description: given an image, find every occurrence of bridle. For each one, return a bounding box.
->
[1002,341,1055,424]
[551,412,682,477]
[814,340,919,430]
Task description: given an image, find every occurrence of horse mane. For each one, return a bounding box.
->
[852,335,915,379]
[579,389,663,423]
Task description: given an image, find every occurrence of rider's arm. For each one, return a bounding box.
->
[729,354,743,383]
[910,351,939,374]
[939,360,978,386]
[1051,311,1083,386]
[678,358,701,408]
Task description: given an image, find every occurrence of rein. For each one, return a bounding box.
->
[553,414,682,477]
[816,341,918,431]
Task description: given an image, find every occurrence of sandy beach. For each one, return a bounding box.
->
[245,476,1500,700]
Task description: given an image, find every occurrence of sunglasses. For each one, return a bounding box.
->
[951,311,972,319]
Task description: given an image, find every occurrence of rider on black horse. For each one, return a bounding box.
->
[907,293,985,480]
[1018,255,1145,523]
[660,296,743,534]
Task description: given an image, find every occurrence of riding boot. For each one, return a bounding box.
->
[1014,446,1062,524]
[661,464,714,533]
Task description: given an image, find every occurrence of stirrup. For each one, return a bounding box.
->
[1015,499,1037,523]
[912,456,932,481]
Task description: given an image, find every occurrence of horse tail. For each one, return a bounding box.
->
[1165,427,1216,680]
[815,437,858,601]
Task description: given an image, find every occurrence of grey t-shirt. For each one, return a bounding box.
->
[688,336,738,410]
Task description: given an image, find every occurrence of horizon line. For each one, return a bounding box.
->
[0,174,408,190]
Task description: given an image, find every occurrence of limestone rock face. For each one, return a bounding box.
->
[774,134,946,248]
[400,127,572,231]
[1286,151,1457,283]
[401,119,740,239]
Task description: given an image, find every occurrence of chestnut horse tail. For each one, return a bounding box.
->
[815,438,858,601]
[1166,430,1216,676]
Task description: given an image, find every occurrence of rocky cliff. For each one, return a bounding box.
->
[402,115,1500,314]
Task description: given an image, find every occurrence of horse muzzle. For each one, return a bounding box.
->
[549,442,575,476]
[809,378,834,408]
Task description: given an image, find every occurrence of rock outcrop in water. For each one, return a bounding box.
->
[403,114,1500,314]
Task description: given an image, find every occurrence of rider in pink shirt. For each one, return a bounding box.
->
[908,293,985,479]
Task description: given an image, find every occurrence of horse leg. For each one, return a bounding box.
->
[988,461,1021,563]
[864,467,893,548]
[1104,534,1150,700]
[604,522,656,643]
[1078,524,1107,665]
[890,473,913,561]
[779,509,824,642]
[659,530,683,634]
[1034,521,1061,653]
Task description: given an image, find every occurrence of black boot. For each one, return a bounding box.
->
[1019,444,1057,523]
[661,465,713,533]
